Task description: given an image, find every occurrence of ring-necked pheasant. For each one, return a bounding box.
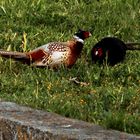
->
[0,29,91,68]
[91,37,140,66]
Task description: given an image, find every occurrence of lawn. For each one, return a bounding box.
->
[0,0,140,135]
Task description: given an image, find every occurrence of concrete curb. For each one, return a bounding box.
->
[0,101,140,140]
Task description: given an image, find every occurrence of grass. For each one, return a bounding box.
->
[0,0,140,135]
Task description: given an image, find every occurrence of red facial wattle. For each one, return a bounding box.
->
[94,48,103,57]
[83,31,92,38]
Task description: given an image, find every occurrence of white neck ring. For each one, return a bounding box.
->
[73,35,84,44]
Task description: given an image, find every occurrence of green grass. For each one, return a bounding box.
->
[0,0,140,135]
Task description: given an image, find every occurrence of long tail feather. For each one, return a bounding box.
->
[126,43,140,50]
[0,50,30,64]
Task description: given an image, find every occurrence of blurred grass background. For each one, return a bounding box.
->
[0,0,140,135]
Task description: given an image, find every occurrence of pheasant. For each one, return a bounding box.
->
[91,37,140,66]
[0,29,91,68]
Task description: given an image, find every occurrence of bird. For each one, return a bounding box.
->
[0,29,91,69]
[91,37,140,66]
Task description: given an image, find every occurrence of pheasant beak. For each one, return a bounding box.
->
[89,32,92,37]
[95,50,98,55]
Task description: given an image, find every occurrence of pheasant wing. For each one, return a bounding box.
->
[30,42,70,67]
